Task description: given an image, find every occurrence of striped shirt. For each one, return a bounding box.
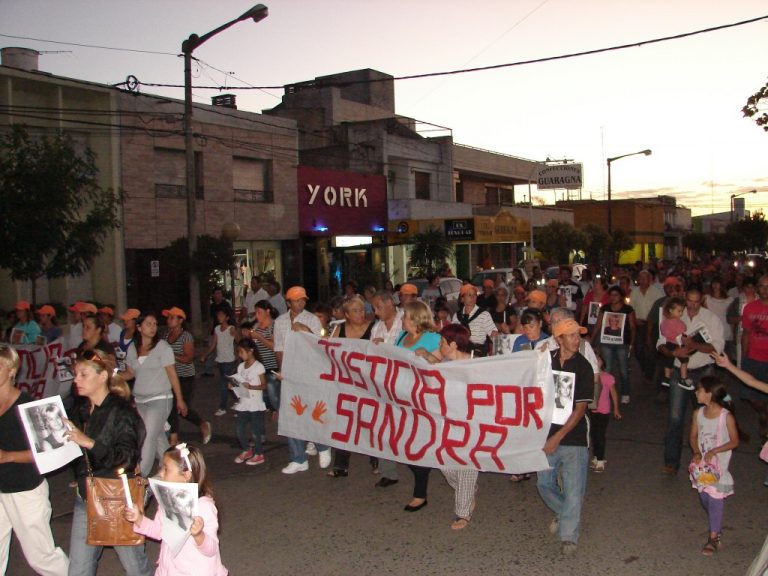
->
[164,330,195,378]
[453,306,497,345]
[253,324,278,370]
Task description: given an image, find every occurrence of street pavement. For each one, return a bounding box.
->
[8,357,768,576]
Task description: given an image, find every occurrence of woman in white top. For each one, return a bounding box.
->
[125,312,187,477]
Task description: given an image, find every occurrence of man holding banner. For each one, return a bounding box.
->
[537,319,594,556]
[274,286,328,475]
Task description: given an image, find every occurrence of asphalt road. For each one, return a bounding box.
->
[8,358,768,576]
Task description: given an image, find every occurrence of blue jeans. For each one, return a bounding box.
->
[287,438,329,464]
[536,445,589,544]
[235,410,265,453]
[68,496,152,576]
[601,344,630,396]
[216,361,237,410]
[664,365,712,470]
[266,372,281,411]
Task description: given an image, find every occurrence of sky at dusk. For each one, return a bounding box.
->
[2,0,767,217]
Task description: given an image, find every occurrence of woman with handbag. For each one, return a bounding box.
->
[0,344,69,575]
[64,349,153,576]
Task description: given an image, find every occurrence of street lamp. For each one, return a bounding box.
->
[606,149,652,235]
[730,189,757,223]
[182,4,268,336]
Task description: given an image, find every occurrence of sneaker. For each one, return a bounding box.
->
[589,457,598,469]
[281,461,309,474]
[201,421,212,445]
[549,517,559,536]
[678,378,695,391]
[620,395,631,405]
[661,380,671,388]
[318,449,332,469]
[234,449,254,464]
[305,442,318,456]
[594,460,606,473]
[246,454,265,466]
[562,541,578,556]
[214,409,226,417]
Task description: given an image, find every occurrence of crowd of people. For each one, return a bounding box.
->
[3,256,768,573]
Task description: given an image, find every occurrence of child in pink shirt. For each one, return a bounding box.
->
[126,444,227,575]
[589,354,622,472]
[660,296,693,390]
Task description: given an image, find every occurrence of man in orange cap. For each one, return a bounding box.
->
[477,279,496,311]
[10,300,41,344]
[398,283,419,307]
[97,306,121,347]
[35,304,62,343]
[273,286,328,475]
[537,317,594,556]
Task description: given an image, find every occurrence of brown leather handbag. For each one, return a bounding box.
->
[83,451,146,547]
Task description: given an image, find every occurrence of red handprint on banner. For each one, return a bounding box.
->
[311,401,327,424]
[290,395,307,415]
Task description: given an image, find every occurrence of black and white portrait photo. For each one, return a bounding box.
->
[600,312,626,345]
[17,395,82,474]
[551,370,576,425]
[149,478,199,557]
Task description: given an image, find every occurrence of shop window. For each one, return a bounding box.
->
[233,157,272,203]
[414,171,430,200]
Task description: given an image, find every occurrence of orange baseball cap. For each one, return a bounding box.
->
[526,290,546,306]
[36,304,56,316]
[120,308,141,321]
[399,283,419,296]
[97,306,114,316]
[482,279,495,288]
[15,299,31,310]
[459,284,478,297]
[285,286,309,301]
[162,307,187,320]
[553,319,588,337]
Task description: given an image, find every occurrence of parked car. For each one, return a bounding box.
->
[470,268,528,288]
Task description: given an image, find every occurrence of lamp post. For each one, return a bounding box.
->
[182,4,268,336]
[730,189,757,223]
[606,149,652,235]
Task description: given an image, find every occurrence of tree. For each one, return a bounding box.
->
[0,126,121,303]
[580,223,611,265]
[535,221,585,264]
[743,78,768,132]
[408,227,454,277]
[728,212,768,253]
[683,232,714,258]
[610,229,635,263]
[163,234,235,315]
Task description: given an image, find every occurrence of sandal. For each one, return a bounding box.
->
[451,517,470,530]
[509,473,532,482]
[326,469,348,478]
[702,535,721,556]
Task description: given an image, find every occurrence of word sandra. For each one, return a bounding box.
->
[306,184,368,207]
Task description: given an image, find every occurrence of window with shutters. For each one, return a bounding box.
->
[233,157,272,203]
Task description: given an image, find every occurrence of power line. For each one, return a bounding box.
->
[127,14,768,91]
[0,33,177,56]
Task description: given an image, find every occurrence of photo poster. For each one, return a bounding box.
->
[600,312,626,345]
[227,373,252,400]
[557,286,573,310]
[56,355,74,383]
[17,395,82,474]
[587,301,601,325]
[149,478,199,557]
[492,333,521,356]
[551,370,575,425]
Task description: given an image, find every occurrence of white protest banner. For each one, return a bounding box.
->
[14,339,75,400]
[279,332,554,474]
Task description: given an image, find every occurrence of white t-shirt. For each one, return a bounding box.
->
[233,360,266,412]
[214,324,237,363]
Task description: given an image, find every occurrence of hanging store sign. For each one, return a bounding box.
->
[536,164,583,190]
